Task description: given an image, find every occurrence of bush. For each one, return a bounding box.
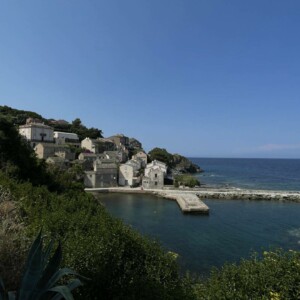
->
[174,174,200,188]
[0,172,194,299]
[194,250,300,300]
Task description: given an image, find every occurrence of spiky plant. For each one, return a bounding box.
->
[0,231,84,300]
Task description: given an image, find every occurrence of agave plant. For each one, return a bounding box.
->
[0,231,84,300]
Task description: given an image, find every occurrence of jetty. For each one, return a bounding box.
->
[85,186,300,214]
[85,187,209,214]
[158,191,209,214]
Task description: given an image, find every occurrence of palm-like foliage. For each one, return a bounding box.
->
[0,231,84,300]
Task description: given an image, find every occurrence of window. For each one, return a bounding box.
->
[155,181,157,185]
[155,174,157,178]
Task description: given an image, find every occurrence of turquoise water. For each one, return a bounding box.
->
[99,158,300,275]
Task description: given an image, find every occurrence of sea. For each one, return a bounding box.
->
[98,158,300,276]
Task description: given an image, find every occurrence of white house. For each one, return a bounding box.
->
[144,160,167,177]
[142,160,167,189]
[19,119,54,147]
[54,131,79,146]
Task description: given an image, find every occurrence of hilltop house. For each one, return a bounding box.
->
[19,118,54,147]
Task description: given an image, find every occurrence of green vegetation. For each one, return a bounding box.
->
[0,105,103,141]
[174,174,200,188]
[195,250,300,299]
[0,119,194,299]
[0,231,83,300]
[0,105,43,125]
[148,147,201,173]
[148,147,174,167]
[1,110,300,299]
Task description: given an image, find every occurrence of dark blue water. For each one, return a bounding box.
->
[192,158,300,191]
[99,158,300,276]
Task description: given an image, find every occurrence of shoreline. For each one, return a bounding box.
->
[85,186,300,203]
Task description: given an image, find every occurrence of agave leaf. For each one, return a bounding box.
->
[65,279,82,292]
[43,268,81,292]
[21,230,42,273]
[41,240,54,267]
[47,286,74,300]
[50,279,82,300]
[7,292,15,300]
[18,232,44,300]
[33,242,62,299]
[0,278,6,299]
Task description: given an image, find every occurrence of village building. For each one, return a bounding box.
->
[84,158,118,188]
[46,156,69,169]
[142,160,167,189]
[54,131,80,147]
[81,137,116,154]
[78,152,97,161]
[104,150,128,163]
[119,159,142,187]
[19,118,54,147]
[144,160,167,176]
[132,151,147,167]
[108,134,130,149]
[34,143,75,160]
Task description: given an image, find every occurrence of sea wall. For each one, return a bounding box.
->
[85,187,300,202]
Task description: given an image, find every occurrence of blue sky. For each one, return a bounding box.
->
[1,1,300,158]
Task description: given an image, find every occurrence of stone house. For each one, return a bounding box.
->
[108,134,130,149]
[46,157,69,169]
[132,151,147,167]
[84,158,118,188]
[54,131,80,147]
[78,152,97,161]
[142,160,167,189]
[19,118,54,147]
[104,150,128,163]
[81,137,115,154]
[34,143,75,160]
[119,159,142,187]
[144,160,167,177]
[142,167,165,189]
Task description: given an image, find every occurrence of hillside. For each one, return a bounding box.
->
[0,105,103,140]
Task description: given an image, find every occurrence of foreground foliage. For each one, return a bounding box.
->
[1,118,300,299]
[195,250,300,300]
[0,231,82,300]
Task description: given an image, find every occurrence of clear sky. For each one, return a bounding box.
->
[1,1,300,158]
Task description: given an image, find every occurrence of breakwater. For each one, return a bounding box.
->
[85,186,300,214]
[85,186,300,202]
[194,188,300,202]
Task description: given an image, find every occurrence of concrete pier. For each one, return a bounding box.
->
[158,191,209,214]
[85,186,300,214]
[85,187,209,214]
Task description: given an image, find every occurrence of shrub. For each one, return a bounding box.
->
[194,249,300,300]
[174,174,200,188]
